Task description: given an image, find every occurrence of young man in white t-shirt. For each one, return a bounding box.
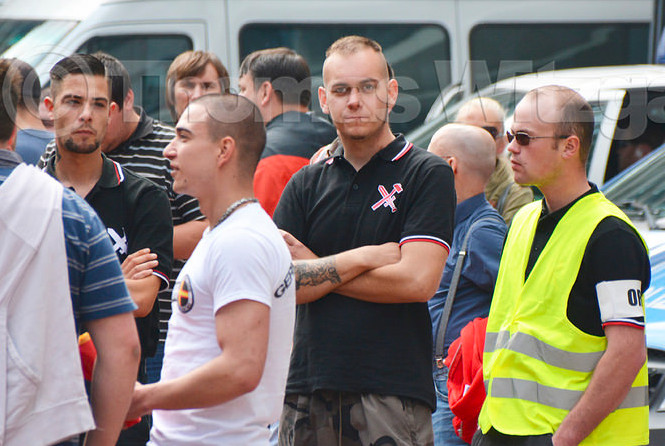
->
[128,94,295,446]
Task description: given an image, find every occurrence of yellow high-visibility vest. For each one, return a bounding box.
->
[479,192,648,445]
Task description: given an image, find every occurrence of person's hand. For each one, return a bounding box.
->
[552,430,575,446]
[122,248,158,280]
[280,230,318,261]
[126,381,151,420]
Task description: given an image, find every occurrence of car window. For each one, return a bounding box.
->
[604,88,665,182]
[407,88,525,148]
[0,19,43,54]
[469,23,649,89]
[77,34,193,122]
[239,23,450,135]
[604,146,665,221]
[2,20,79,67]
[406,88,608,172]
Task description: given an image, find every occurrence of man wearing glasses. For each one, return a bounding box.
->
[476,85,649,446]
[456,97,533,224]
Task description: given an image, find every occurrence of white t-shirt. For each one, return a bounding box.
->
[150,203,295,446]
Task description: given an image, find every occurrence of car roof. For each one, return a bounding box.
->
[490,64,665,95]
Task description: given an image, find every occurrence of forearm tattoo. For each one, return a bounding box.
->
[294,258,341,290]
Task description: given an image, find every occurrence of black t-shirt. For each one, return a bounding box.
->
[273,135,455,409]
[46,154,173,358]
[526,186,650,336]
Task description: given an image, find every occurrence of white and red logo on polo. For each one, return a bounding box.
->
[371,183,403,213]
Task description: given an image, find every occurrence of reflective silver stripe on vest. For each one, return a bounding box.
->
[490,377,648,411]
[485,331,604,373]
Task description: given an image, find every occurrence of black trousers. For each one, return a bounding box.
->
[472,428,553,446]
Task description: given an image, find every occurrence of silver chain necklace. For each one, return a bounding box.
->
[214,197,258,229]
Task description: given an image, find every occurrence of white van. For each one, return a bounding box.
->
[0,0,657,132]
[0,0,101,55]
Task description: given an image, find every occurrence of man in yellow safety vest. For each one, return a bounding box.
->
[476,85,650,446]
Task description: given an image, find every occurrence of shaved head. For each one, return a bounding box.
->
[522,85,593,163]
[429,123,496,182]
[456,97,507,156]
[189,94,266,177]
[456,97,505,126]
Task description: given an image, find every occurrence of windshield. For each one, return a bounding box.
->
[604,146,665,227]
[1,20,79,68]
[407,87,607,154]
[0,19,43,54]
[407,88,527,148]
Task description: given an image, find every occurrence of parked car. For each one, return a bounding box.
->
[599,143,665,443]
[407,65,665,187]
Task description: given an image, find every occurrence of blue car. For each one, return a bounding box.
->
[603,144,665,443]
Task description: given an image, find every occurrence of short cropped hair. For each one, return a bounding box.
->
[325,35,394,78]
[239,47,311,107]
[525,85,594,163]
[166,50,230,119]
[0,58,19,142]
[8,59,40,114]
[92,52,131,110]
[191,94,265,179]
[50,54,107,100]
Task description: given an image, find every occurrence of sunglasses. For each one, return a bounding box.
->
[507,130,569,146]
[481,126,500,140]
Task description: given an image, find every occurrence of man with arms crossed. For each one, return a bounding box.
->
[476,86,649,446]
[427,124,506,445]
[128,94,295,446]
[274,36,455,445]
[0,57,140,446]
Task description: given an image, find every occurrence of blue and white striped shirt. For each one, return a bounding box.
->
[0,152,136,331]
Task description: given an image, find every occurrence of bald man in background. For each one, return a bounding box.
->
[427,124,507,445]
[455,98,533,224]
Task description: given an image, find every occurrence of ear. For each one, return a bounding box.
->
[44,96,54,113]
[386,78,399,111]
[561,135,581,161]
[7,125,17,149]
[125,89,135,110]
[217,135,236,168]
[109,101,118,117]
[259,81,272,107]
[318,85,329,115]
[447,155,458,175]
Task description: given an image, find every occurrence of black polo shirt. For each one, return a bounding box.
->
[273,134,455,409]
[525,185,650,336]
[45,153,173,358]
